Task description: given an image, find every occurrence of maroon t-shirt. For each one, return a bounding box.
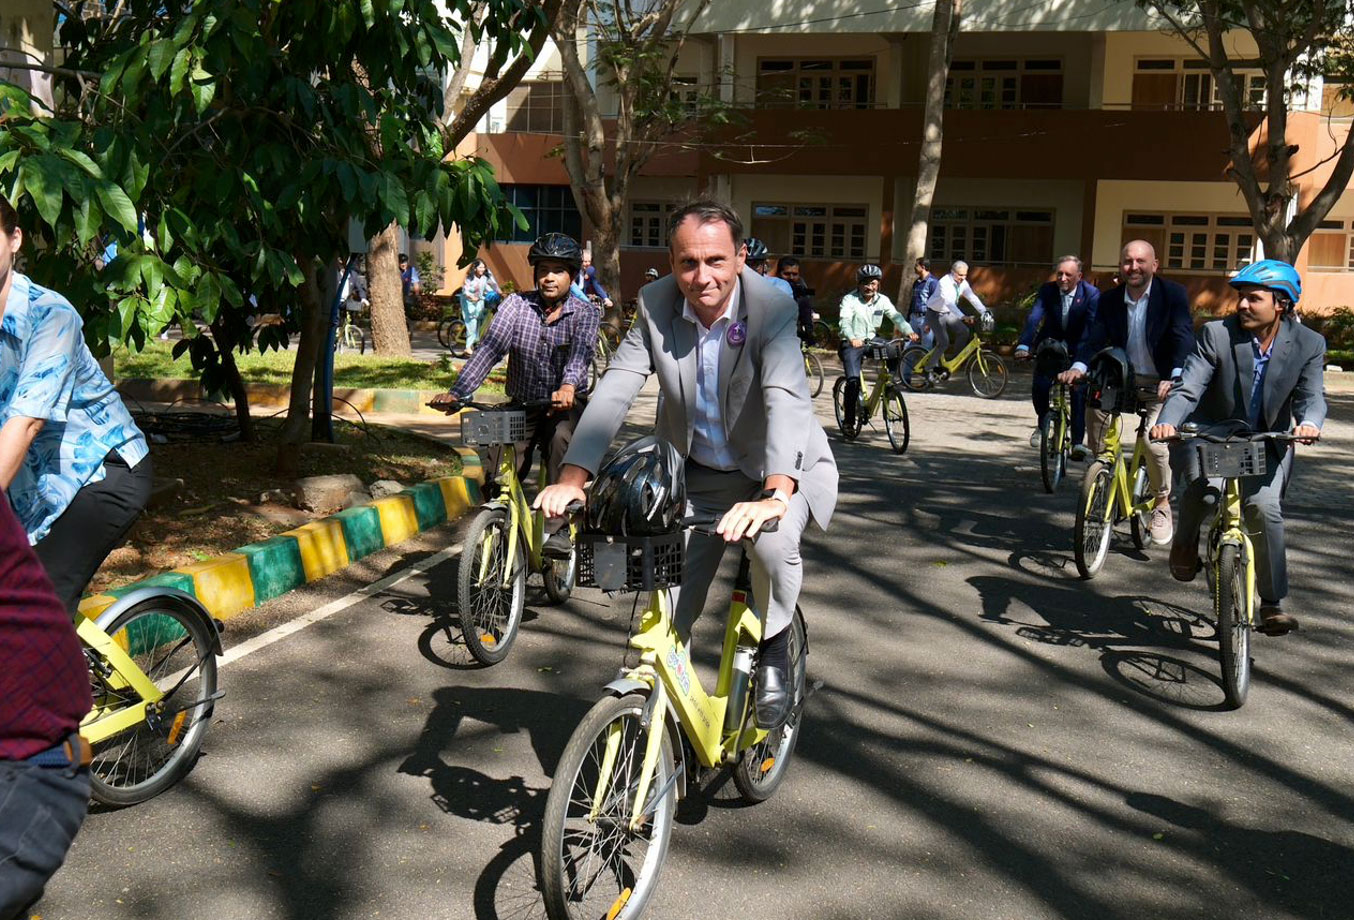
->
[0,491,92,759]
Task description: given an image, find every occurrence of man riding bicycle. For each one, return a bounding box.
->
[922,260,991,378]
[1014,255,1099,459]
[744,238,794,299]
[838,264,918,424]
[430,232,599,558]
[1150,260,1325,636]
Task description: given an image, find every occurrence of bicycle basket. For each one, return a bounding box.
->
[1034,339,1072,377]
[1086,347,1136,414]
[865,340,901,362]
[460,409,528,446]
[1196,441,1267,479]
[978,311,996,333]
[576,531,683,592]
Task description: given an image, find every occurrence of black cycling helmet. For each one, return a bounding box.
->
[586,436,686,536]
[1034,338,1071,378]
[744,238,769,262]
[857,264,883,283]
[528,233,583,274]
[1086,346,1135,414]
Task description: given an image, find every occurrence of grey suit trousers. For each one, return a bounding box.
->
[924,309,970,371]
[672,463,811,641]
[1176,444,1292,603]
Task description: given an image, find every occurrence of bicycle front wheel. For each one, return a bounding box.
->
[1215,543,1252,709]
[1074,462,1114,579]
[440,318,467,351]
[967,350,1008,398]
[1039,413,1065,493]
[734,608,808,803]
[884,390,910,454]
[812,319,835,350]
[832,377,860,441]
[900,344,931,392]
[540,693,676,920]
[542,525,577,605]
[457,508,526,665]
[87,598,219,806]
[804,350,824,398]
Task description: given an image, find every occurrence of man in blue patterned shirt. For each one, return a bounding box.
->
[0,197,152,612]
[431,233,598,556]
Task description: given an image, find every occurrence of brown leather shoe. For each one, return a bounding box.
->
[1169,539,1200,582]
[1257,603,1299,636]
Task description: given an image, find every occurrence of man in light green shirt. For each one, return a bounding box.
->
[838,264,917,424]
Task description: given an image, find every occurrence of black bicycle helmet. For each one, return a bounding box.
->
[744,238,769,262]
[586,436,686,536]
[528,233,583,274]
[1086,346,1135,414]
[1034,338,1071,378]
[857,264,884,283]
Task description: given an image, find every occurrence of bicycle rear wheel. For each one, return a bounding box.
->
[1074,462,1114,579]
[734,608,808,803]
[1128,463,1154,551]
[900,344,931,392]
[967,350,1008,398]
[803,350,824,398]
[440,318,467,351]
[457,508,526,665]
[1039,413,1065,493]
[883,389,910,454]
[812,319,835,350]
[1214,543,1252,709]
[832,377,861,441]
[87,597,218,806]
[540,693,675,920]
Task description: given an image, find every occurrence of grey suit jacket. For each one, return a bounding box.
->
[563,269,838,528]
[1158,316,1327,442]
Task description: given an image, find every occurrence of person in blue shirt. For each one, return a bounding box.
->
[575,252,613,310]
[399,253,422,304]
[0,197,152,612]
[744,238,794,298]
[907,258,938,349]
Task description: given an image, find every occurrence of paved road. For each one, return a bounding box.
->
[39,368,1354,920]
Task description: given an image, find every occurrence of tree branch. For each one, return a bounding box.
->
[1287,136,1354,242]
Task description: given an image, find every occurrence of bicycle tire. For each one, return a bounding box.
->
[812,319,835,350]
[1039,414,1064,493]
[87,597,218,806]
[884,389,910,454]
[441,319,468,352]
[967,349,1008,398]
[734,608,808,803]
[1128,463,1154,551]
[1215,543,1252,709]
[804,351,824,398]
[356,329,367,356]
[1074,462,1114,579]
[540,693,675,920]
[542,526,577,605]
[601,325,623,351]
[900,344,931,392]
[832,377,861,441]
[457,508,526,665]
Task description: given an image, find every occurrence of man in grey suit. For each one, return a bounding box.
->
[1151,260,1325,636]
[537,199,838,728]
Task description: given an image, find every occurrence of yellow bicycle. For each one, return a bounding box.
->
[832,338,909,452]
[900,312,1008,397]
[539,517,808,920]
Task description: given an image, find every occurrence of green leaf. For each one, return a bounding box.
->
[117,296,140,338]
[56,148,104,179]
[22,158,65,227]
[0,150,18,174]
[360,0,377,28]
[141,257,164,299]
[72,195,99,245]
[95,181,139,233]
[169,48,192,94]
[148,39,176,80]
[190,65,217,114]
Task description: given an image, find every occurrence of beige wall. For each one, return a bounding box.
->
[692,0,1159,35]
[1099,31,1261,108]
[1091,179,1251,268]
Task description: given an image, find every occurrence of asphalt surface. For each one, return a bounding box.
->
[37,365,1354,920]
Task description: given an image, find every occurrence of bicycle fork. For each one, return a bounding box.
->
[590,675,673,832]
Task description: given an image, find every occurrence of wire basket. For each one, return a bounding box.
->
[866,340,900,362]
[576,531,683,592]
[460,409,527,446]
[1196,440,1267,479]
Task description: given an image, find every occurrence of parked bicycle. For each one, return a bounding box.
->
[900,312,1008,398]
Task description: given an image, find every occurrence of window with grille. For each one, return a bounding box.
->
[1123,212,1256,271]
[1131,59,1266,111]
[750,203,868,259]
[756,58,876,110]
[504,81,566,133]
[927,208,1054,266]
[627,201,669,249]
[495,185,582,243]
[1308,219,1354,270]
[944,59,1064,110]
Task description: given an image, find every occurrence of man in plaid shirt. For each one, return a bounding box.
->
[432,233,599,556]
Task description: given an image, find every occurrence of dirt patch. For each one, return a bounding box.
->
[90,414,463,596]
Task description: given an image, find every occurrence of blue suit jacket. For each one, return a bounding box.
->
[1018,279,1099,349]
[1074,277,1194,379]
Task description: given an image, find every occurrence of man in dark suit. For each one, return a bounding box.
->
[1014,255,1099,458]
[1060,240,1195,545]
[1152,260,1325,635]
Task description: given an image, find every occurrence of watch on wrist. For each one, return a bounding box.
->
[760,488,792,509]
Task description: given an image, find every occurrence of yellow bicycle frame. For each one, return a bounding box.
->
[1049,381,1071,453]
[472,440,578,588]
[1095,413,1154,523]
[1211,476,1258,628]
[911,330,988,377]
[75,613,166,744]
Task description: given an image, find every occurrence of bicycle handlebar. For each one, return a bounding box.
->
[426,397,556,412]
[1156,428,1301,445]
[681,513,780,536]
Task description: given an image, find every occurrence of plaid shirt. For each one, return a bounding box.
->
[0,490,92,760]
[451,290,599,402]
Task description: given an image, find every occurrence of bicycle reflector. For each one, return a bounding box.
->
[1086,347,1135,413]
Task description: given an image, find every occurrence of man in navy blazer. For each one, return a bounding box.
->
[1060,240,1195,545]
[1014,255,1098,457]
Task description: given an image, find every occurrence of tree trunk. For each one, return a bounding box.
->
[276,257,331,476]
[209,317,254,443]
[899,0,961,303]
[366,222,412,355]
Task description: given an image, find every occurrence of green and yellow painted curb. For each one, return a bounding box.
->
[78,449,485,623]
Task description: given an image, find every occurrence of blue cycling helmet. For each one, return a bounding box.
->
[1229,259,1301,307]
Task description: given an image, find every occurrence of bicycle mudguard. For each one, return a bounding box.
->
[93,586,223,656]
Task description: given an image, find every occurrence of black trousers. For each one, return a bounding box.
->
[33,452,153,613]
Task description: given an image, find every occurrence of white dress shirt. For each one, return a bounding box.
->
[925,273,988,317]
[683,283,740,471]
[1125,282,1153,376]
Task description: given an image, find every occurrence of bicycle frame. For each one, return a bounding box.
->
[479,443,546,583]
[913,330,984,375]
[76,615,166,743]
[1050,382,1071,450]
[861,361,895,418]
[1208,476,1257,628]
[1097,412,1154,522]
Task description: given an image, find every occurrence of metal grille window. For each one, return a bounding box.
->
[628,201,669,249]
[928,208,1054,266]
[504,81,566,133]
[945,59,1064,109]
[1308,219,1354,270]
[1131,59,1266,111]
[496,185,582,244]
[750,203,868,258]
[1123,213,1256,271]
[756,58,876,109]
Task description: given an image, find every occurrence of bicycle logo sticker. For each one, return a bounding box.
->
[665,647,692,696]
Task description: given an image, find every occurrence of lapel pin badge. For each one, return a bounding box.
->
[727,321,746,346]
